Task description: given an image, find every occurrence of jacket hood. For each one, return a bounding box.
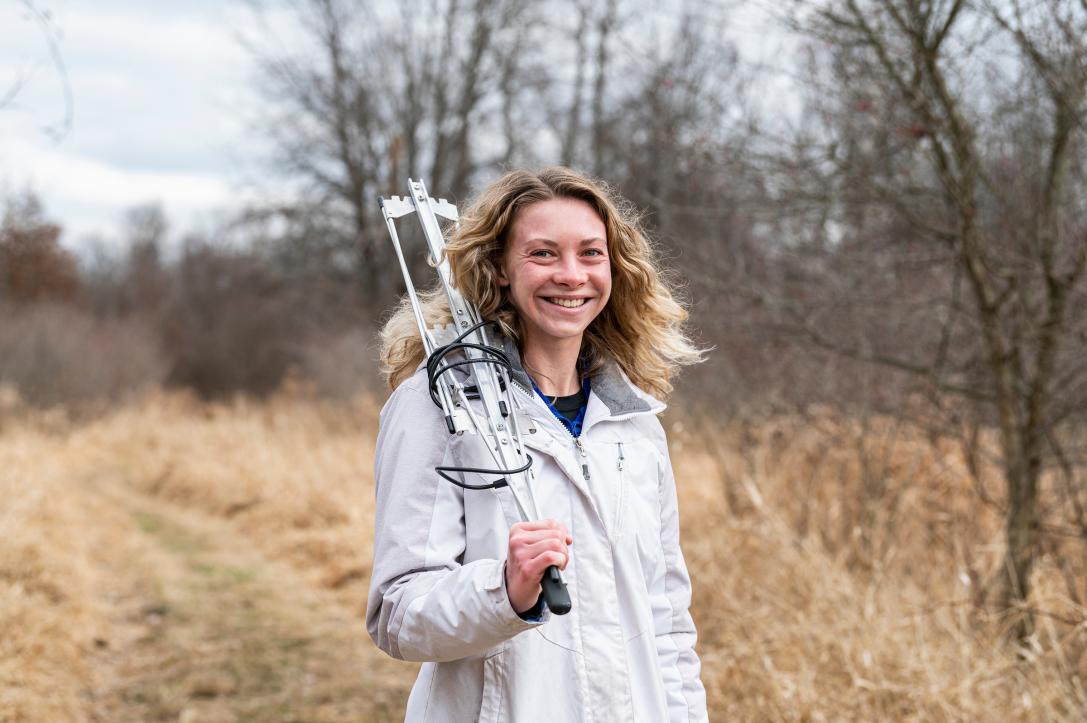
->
[427,324,663,417]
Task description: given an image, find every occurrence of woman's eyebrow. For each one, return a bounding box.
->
[522,237,605,246]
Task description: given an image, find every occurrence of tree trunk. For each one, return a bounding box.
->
[995,439,1040,643]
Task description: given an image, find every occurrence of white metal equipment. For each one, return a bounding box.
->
[379,179,572,615]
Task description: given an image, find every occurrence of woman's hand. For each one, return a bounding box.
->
[505,519,572,613]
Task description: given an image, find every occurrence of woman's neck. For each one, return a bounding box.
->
[521,336,582,396]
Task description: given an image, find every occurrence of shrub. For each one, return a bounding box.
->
[0,302,166,407]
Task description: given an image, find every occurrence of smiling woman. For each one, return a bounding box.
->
[369,167,707,722]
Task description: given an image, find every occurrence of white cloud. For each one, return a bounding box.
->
[30,2,248,64]
[0,0,282,248]
[11,143,231,208]
[2,137,236,248]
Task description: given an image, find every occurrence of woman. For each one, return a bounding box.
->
[368,167,707,722]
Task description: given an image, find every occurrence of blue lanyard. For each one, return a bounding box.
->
[531,376,590,437]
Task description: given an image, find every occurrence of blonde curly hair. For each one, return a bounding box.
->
[380,166,704,399]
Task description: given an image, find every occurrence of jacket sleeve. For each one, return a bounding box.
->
[366,373,545,663]
[649,422,709,722]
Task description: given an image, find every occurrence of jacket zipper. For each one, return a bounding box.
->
[576,438,589,481]
[512,380,590,481]
[513,380,628,538]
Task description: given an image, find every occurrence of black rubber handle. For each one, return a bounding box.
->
[541,565,572,615]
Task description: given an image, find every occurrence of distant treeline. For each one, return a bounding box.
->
[0,192,376,406]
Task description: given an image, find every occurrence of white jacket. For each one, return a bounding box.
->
[367,344,708,722]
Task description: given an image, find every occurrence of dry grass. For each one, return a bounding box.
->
[2,385,1086,721]
[72,381,383,609]
[0,391,140,722]
[673,414,1087,720]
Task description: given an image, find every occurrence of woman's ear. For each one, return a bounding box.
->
[496,264,509,287]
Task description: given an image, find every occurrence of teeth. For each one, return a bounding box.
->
[548,298,587,308]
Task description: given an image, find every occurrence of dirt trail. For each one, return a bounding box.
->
[83,481,414,723]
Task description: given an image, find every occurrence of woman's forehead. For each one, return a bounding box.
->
[508,197,606,245]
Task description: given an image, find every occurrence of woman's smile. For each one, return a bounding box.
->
[543,296,590,308]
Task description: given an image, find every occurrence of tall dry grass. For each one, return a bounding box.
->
[673,415,1087,719]
[0,389,142,722]
[2,386,1086,721]
[63,380,382,605]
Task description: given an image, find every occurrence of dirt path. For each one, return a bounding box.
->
[83,481,414,723]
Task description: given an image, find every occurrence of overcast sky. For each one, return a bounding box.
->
[1,0,278,253]
[1,1,786,256]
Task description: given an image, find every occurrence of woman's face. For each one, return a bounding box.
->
[498,197,612,352]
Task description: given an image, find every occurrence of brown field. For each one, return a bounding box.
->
[2,385,1085,722]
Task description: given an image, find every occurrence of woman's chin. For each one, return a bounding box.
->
[522,322,590,347]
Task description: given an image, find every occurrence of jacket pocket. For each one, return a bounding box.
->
[612,442,627,542]
[478,646,508,723]
[609,441,661,545]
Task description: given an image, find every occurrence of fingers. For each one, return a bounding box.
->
[513,515,573,539]
[505,519,573,612]
[511,539,570,574]
[510,519,572,544]
[533,549,569,571]
[510,520,572,570]
[509,549,566,575]
[520,537,570,562]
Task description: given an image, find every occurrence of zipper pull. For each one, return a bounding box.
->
[617,442,624,471]
[575,438,589,480]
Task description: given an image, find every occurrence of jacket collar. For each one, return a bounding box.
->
[495,335,659,418]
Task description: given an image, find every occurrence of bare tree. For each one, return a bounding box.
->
[242,0,751,305]
[243,0,540,303]
[744,0,1087,640]
[3,1,73,142]
[119,203,169,317]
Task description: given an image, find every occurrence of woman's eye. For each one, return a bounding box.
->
[583,248,605,257]
[530,249,554,258]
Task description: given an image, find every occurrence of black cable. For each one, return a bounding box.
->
[435,455,533,490]
[426,321,512,406]
[428,357,511,405]
[426,319,533,491]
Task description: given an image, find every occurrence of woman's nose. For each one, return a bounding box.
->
[552,255,587,286]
